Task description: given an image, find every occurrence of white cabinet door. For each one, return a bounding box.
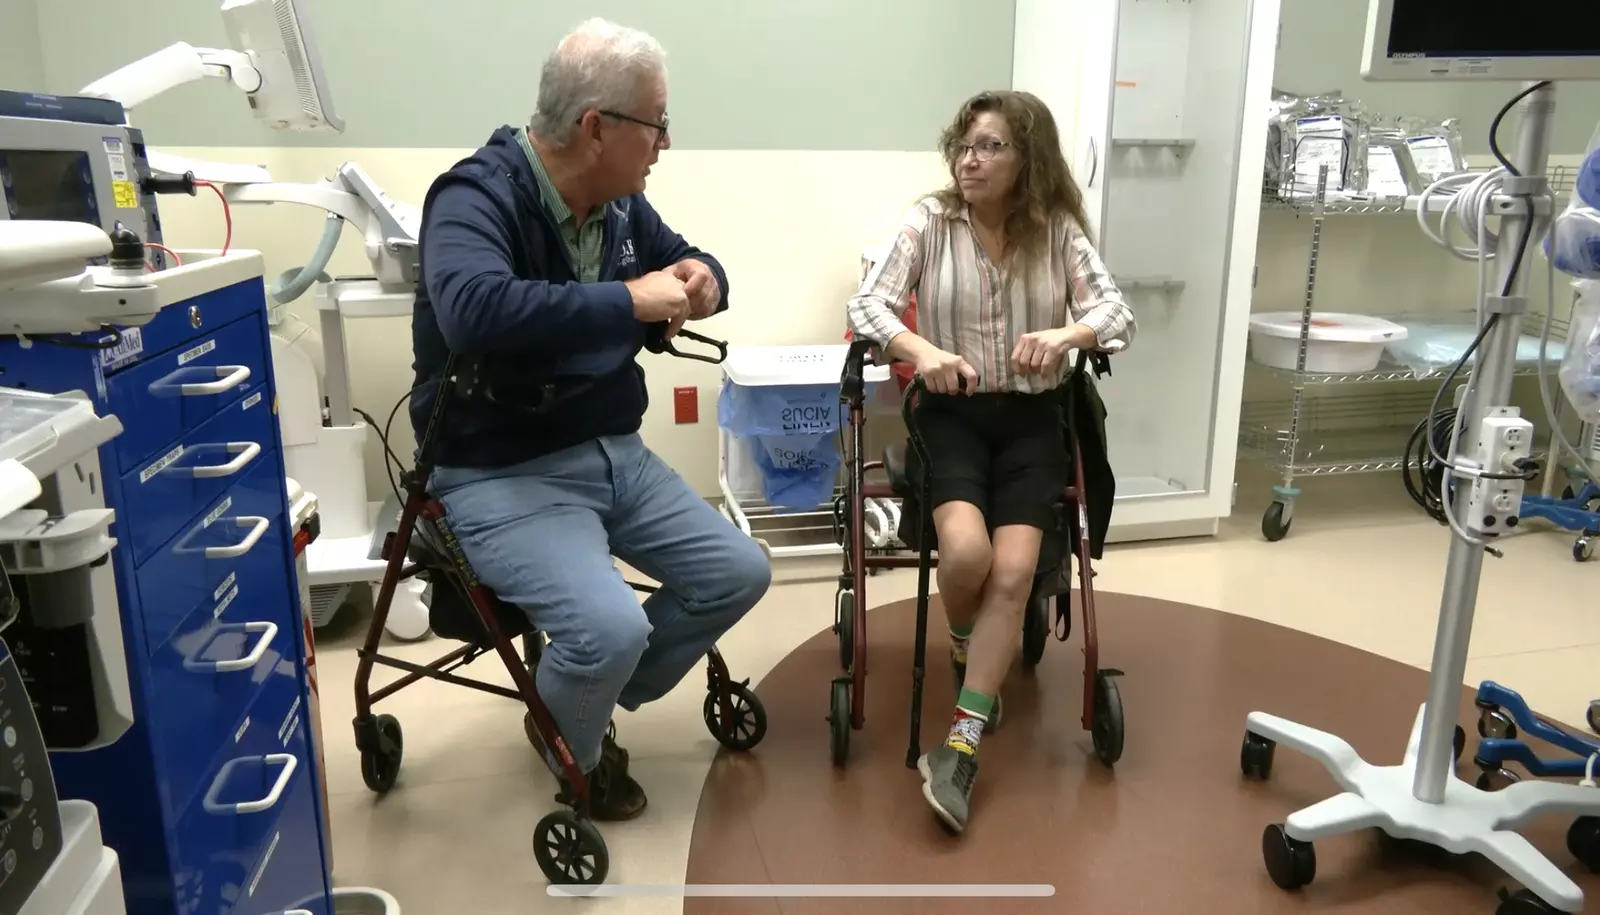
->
[1011,0,1120,240]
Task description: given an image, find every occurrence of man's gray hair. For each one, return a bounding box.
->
[530,18,667,146]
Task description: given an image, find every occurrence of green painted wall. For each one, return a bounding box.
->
[0,0,45,91]
[31,0,1015,151]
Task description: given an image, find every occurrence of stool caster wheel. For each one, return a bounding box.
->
[704,680,767,752]
[358,714,403,794]
[1479,708,1518,740]
[1587,700,1600,735]
[1262,823,1315,891]
[1496,887,1563,915]
[1241,731,1276,780]
[1475,766,1521,792]
[1575,536,1595,563]
[533,809,608,886]
[829,678,851,767]
[1567,816,1600,873]
[1090,670,1124,767]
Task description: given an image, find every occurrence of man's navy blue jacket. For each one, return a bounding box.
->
[409,126,729,469]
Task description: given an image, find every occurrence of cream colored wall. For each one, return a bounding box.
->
[152,146,952,501]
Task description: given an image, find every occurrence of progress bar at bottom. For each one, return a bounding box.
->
[547,884,1056,898]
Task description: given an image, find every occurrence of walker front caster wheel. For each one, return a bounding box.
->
[357,714,404,794]
[1262,823,1316,891]
[828,679,851,767]
[1496,887,1563,915]
[1575,536,1595,563]
[704,680,767,752]
[1090,670,1124,766]
[1241,732,1276,780]
[533,810,609,886]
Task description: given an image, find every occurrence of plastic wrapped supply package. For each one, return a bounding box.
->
[1559,281,1600,423]
[1545,122,1600,280]
[1278,95,1371,201]
[1399,117,1470,187]
[1366,123,1421,198]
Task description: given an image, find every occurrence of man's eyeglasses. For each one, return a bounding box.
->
[947,139,1012,163]
[598,109,670,145]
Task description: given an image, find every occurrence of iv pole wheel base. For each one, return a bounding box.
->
[533,809,609,886]
[1261,501,1291,542]
[1262,823,1316,890]
[1496,888,1564,915]
[1241,731,1276,779]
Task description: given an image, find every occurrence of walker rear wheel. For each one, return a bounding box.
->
[836,590,856,672]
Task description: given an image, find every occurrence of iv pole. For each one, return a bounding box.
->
[1243,81,1600,915]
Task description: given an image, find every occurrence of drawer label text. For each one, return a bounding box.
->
[139,444,184,484]
[243,392,262,410]
[235,716,249,743]
[177,339,216,366]
[212,585,238,620]
[214,571,236,603]
[203,496,233,529]
[278,695,302,745]
[248,831,280,898]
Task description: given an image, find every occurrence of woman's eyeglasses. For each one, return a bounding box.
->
[947,139,1012,163]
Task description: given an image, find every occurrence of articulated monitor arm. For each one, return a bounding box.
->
[81,42,261,111]
[224,163,420,293]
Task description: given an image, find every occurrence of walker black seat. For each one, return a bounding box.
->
[406,526,532,644]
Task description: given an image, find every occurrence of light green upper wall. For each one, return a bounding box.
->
[30,0,1015,151]
[0,0,45,91]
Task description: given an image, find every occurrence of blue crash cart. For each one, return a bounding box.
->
[0,253,335,915]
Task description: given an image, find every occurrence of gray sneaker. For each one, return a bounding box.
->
[951,649,1002,732]
[918,744,979,833]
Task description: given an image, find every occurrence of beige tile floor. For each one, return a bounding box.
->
[307,466,1599,914]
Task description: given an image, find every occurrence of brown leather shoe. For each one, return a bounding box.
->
[553,725,647,821]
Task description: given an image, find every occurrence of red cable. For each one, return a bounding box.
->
[144,242,183,271]
[196,180,233,255]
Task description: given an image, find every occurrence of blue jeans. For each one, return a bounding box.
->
[430,433,771,774]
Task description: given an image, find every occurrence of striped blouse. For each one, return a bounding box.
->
[846,196,1136,395]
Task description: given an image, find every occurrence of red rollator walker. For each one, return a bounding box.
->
[351,329,767,887]
[829,340,1126,770]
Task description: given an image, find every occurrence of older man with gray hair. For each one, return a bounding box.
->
[409,18,771,821]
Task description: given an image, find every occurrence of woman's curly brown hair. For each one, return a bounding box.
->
[931,90,1094,267]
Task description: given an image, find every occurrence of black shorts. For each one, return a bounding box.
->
[907,390,1069,532]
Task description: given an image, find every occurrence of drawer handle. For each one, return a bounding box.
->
[187,441,262,479]
[206,516,270,558]
[180,365,251,396]
[184,620,277,673]
[203,752,297,815]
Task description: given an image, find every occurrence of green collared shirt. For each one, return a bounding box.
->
[517,127,605,284]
